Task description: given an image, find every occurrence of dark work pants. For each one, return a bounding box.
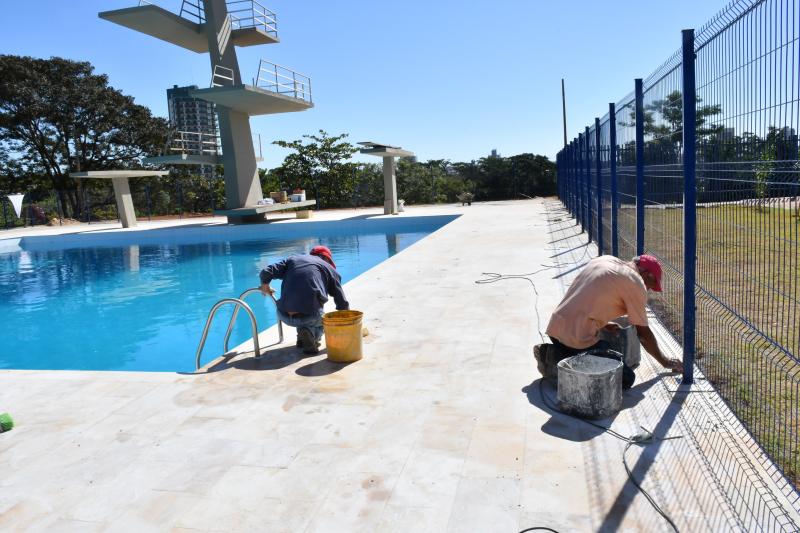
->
[550,338,636,389]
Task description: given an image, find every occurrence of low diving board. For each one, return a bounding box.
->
[69,170,169,228]
[214,199,317,223]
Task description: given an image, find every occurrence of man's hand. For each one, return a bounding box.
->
[662,358,683,373]
[260,283,275,296]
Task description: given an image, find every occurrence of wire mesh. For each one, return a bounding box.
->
[641,59,686,348]
[616,97,638,261]
[693,0,800,495]
[554,0,799,512]
[599,114,613,255]
[588,125,599,244]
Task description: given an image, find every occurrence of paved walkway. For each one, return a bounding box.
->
[0,200,797,531]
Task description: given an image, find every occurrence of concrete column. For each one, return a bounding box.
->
[204,0,262,219]
[383,156,398,215]
[111,177,137,228]
[218,107,262,211]
[203,0,242,83]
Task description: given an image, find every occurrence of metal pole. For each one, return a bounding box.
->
[146,185,152,221]
[55,190,63,226]
[561,79,568,148]
[635,78,645,255]
[585,126,592,243]
[572,139,583,222]
[609,103,619,257]
[84,185,90,224]
[210,181,216,213]
[570,142,575,216]
[431,166,435,204]
[351,166,356,208]
[595,117,603,255]
[681,28,697,384]
[578,133,585,232]
[566,145,571,214]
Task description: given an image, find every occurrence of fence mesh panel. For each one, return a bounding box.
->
[555,0,799,514]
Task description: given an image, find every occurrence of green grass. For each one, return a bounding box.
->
[642,205,799,487]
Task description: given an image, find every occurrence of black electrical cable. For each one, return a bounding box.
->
[478,212,683,531]
[537,379,632,443]
[623,441,680,533]
[537,378,682,532]
[475,268,555,343]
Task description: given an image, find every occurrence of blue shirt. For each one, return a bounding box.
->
[259,254,349,316]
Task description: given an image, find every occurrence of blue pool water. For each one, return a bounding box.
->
[0,216,457,372]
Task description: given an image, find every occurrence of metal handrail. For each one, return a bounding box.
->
[168,130,220,156]
[212,65,235,87]
[177,0,277,35]
[253,133,263,159]
[228,0,278,37]
[223,288,284,352]
[195,298,260,371]
[255,59,312,103]
[179,0,205,23]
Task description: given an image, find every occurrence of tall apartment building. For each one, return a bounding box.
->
[167,85,220,177]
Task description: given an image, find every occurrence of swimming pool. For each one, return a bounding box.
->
[0,215,457,372]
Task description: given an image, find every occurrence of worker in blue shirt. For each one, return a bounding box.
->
[259,246,349,354]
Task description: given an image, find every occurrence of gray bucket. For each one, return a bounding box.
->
[557,352,623,419]
[598,316,641,369]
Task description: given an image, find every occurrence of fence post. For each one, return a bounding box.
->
[55,190,63,226]
[635,78,645,255]
[681,28,697,384]
[146,185,152,221]
[609,103,619,257]
[178,181,184,219]
[595,117,603,255]
[573,139,578,219]
[566,145,571,215]
[569,143,574,216]
[578,133,585,232]
[585,126,592,243]
[83,186,90,224]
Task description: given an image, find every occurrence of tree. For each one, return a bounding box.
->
[0,55,169,218]
[272,130,358,208]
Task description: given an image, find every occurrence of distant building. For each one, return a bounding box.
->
[489,149,500,158]
[780,126,797,140]
[167,85,219,177]
[720,127,735,141]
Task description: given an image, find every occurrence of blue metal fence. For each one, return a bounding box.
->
[556,0,799,495]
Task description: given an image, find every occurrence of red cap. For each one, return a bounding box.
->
[638,254,662,292]
[310,246,335,269]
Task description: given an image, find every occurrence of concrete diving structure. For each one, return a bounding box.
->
[358,141,414,215]
[69,170,169,228]
[99,0,313,223]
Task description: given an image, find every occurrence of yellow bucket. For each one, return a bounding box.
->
[322,310,364,363]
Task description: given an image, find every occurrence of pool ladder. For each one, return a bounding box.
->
[195,287,284,370]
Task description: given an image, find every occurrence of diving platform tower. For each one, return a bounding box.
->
[99,0,313,223]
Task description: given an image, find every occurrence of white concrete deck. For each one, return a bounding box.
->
[0,200,797,532]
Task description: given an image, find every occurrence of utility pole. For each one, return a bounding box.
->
[561,78,568,148]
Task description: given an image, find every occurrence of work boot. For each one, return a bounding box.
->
[533,344,549,377]
[297,328,320,355]
[533,343,558,382]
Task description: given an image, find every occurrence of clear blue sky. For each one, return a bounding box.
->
[0,1,722,169]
